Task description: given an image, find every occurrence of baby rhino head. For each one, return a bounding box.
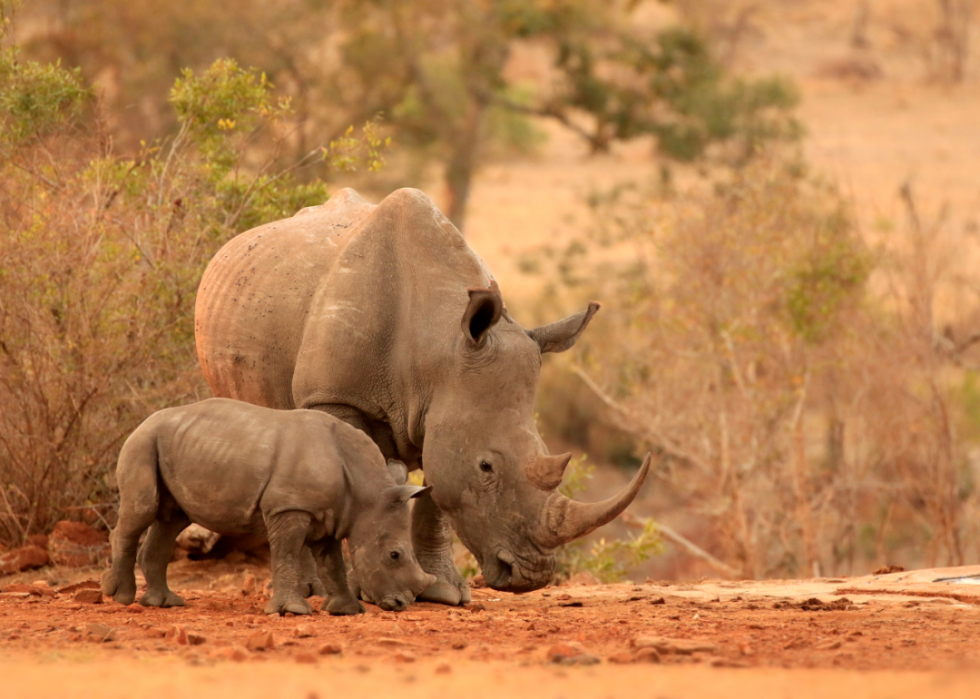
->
[348,477,435,612]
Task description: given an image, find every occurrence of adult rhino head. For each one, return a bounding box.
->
[421,285,651,592]
[195,187,650,602]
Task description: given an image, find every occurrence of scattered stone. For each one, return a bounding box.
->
[393,650,416,663]
[631,637,717,655]
[294,624,315,638]
[873,565,905,575]
[57,579,100,595]
[547,641,588,662]
[246,630,275,651]
[317,642,343,655]
[711,657,748,668]
[635,648,662,663]
[435,663,452,675]
[74,588,103,604]
[607,651,635,664]
[187,632,207,646]
[27,534,49,549]
[242,573,257,596]
[650,597,666,605]
[295,652,317,664]
[125,603,144,614]
[86,623,116,642]
[817,639,842,651]
[556,593,572,601]
[468,603,486,612]
[166,625,189,645]
[212,645,250,662]
[0,591,31,600]
[558,654,601,666]
[49,521,109,567]
[451,641,468,650]
[0,545,50,575]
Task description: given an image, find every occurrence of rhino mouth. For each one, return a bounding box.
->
[482,548,555,593]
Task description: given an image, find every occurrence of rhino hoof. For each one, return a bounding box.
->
[265,596,313,616]
[140,590,186,608]
[418,581,468,606]
[325,596,365,616]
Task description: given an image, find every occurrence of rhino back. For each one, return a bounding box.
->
[195,189,375,409]
[152,399,347,533]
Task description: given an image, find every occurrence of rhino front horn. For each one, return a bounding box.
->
[536,453,652,549]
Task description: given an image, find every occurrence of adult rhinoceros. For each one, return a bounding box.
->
[194,188,649,605]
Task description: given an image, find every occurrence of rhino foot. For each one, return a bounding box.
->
[265,595,313,616]
[418,580,471,606]
[324,595,365,616]
[140,589,186,608]
[101,570,137,606]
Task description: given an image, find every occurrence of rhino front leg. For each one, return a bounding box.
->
[412,488,471,606]
[264,510,314,616]
[310,537,364,615]
[299,545,328,598]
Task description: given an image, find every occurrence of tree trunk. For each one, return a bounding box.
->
[444,102,485,233]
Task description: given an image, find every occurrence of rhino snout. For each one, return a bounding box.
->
[378,593,414,612]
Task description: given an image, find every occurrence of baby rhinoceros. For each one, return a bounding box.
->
[101,398,436,615]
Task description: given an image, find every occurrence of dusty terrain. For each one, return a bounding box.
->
[3,561,980,697]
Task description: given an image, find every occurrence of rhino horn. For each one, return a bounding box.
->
[536,453,651,549]
[526,453,573,491]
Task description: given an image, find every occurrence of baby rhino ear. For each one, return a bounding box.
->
[388,485,432,504]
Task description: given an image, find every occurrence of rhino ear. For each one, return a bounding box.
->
[528,302,600,354]
[461,281,503,347]
[388,485,432,505]
[386,459,409,485]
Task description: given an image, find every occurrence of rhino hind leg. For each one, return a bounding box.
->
[264,511,315,616]
[138,511,190,608]
[102,504,157,605]
[412,489,471,606]
[309,537,364,615]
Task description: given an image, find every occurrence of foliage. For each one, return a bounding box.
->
[18,0,799,230]
[556,517,662,583]
[0,30,384,545]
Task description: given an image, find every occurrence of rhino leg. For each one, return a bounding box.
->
[299,545,328,598]
[310,537,364,615]
[264,511,314,615]
[138,511,190,608]
[412,488,471,606]
[102,502,157,605]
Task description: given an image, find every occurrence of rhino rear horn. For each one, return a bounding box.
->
[527,302,600,354]
[535,453,651,549]
[462,281,503,347]
[526,453,572,491]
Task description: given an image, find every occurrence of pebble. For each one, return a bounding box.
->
[635,648,662,663]
[294,624,315,638]
[294,652,317,664]
[435,663,452,674]
[212,645,250,662]
[165,625,188,645]
[74,589,103,604]
[242,573,257,596]
[125,604,144,614]
[317,642,343,655]
[546,641,588,662]
[393,651,416,663]
[558,654,601,666]
[187,632,207,646]
[86,623,116,643]
[631,636,717,655]
[246,630,275,651]
[607,651,635,664]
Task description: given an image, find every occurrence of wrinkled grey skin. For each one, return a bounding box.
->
[195,188,650,605]
[101,398,436,615]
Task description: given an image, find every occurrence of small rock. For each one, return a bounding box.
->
[295,652,317,664]
[636,648,662,663]
[246,630,274,651]
[470,575,487,589]
[650,597,666,605]
[74,588,103,604]
[451,641,468,650]
[212,645,250,662]
[547,641,588,662]
[30,582,56,597]
[86,623,115,642]
[27,534,49,549]
[559,654,601,666]
[0,545,50,575]
[556,593,572,601]
[631,636,716,655]
[435,663,452,674]
[187,632,206,646]
[49,521,109,567]
[710,657,748,668]
[393,651,416,663]
[317,642,343,655]
[125,603,144,614]
[294,624,315,638]
[242,573,256,596]
[607,651,635,664]
[817,639,842,651]
[166,625,188,645]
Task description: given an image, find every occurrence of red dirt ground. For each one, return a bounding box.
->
[3,560,980,698]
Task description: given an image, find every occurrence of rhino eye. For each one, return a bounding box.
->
[479,460,493,473]
[390,551,400,560]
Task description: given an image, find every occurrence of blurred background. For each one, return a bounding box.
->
[2,0,980,583]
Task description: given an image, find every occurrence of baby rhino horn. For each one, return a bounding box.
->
[525,453,572,491]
